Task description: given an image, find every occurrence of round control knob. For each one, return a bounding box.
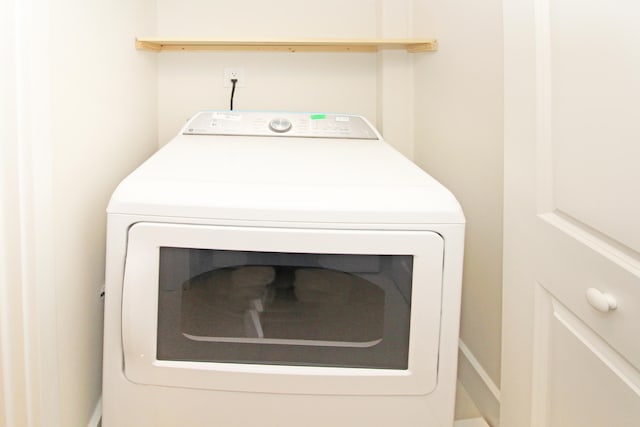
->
[269,117,292,133]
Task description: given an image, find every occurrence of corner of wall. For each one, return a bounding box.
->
[375,0,416,158]
[458,341,501,427]
[411,2,504,421]
[87,397,102,427]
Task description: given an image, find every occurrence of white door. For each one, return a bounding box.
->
[502,0,640,426]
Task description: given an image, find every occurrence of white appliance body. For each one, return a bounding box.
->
[103,111,465,427]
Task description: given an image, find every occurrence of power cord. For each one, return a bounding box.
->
[230,78,238,111]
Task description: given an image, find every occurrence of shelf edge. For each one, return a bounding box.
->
[134,38,438,53]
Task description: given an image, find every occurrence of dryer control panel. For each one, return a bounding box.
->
[182,111,379,140]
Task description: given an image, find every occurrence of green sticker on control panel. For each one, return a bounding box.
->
[310,114,327,120]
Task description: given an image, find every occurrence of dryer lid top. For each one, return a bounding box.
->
[108,112,465,225]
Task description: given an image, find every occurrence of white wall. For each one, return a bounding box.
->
[412,0,504,424]
[48,1,158,425]
[155,0,404,146]
[157,51,378,143]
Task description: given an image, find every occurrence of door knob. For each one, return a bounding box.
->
[585,288,618,313]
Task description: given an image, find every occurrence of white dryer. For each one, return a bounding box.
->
[103,111,465,427]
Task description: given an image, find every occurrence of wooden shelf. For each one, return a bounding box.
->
[135,38,438,53]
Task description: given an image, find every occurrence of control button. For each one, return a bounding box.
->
[269,117,292,133]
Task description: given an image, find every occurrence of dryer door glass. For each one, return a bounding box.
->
[157,248,412,369]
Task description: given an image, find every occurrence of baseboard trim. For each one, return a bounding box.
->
[87,396,102,427]
[458,340,501,427]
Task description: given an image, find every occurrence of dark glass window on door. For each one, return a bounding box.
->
[157,248,413,369]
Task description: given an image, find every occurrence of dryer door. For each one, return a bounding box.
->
[122,222,444,395]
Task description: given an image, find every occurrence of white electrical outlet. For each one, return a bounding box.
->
[224,68,246,87]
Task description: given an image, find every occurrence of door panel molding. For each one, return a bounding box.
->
[537,0,640,252]
[532,284,640,426]
[534,0,554,216]
[552,298,640,395]
[540,211,640,274]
